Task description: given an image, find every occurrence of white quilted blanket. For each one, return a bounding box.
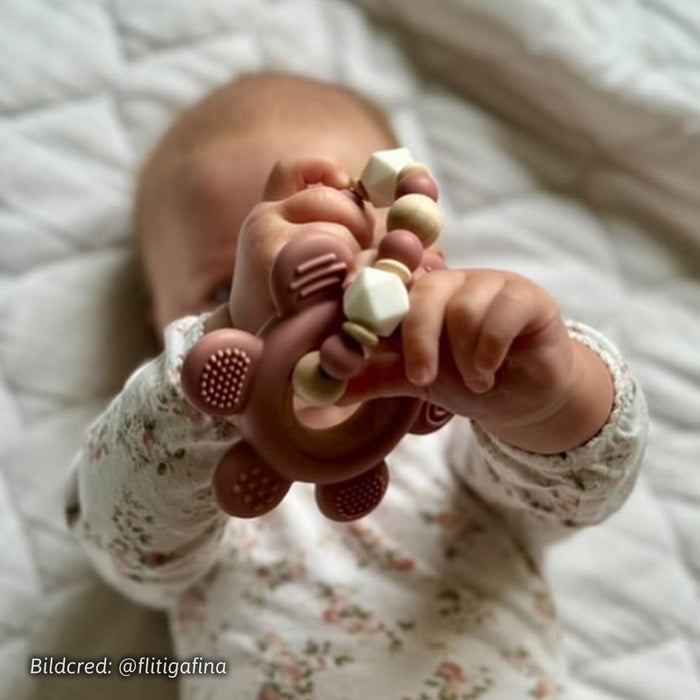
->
[1,1,699,698]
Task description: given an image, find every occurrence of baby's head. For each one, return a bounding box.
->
[134,71,398,335]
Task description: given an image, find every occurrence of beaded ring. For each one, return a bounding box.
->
[181,148,454,521]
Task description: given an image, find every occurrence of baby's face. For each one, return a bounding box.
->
[141,122,392,333]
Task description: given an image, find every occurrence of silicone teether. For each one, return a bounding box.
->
[182,148,454,522]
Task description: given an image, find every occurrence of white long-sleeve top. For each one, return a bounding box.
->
[64,314,647,700]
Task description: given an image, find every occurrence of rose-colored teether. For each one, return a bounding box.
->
[182,148,454,522]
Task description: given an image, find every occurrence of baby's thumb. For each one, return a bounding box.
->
[263,157,351,201]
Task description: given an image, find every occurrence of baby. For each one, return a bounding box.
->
[66,71,648,699]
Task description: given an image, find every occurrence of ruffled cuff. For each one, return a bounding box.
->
[121,313,240,443]
[163,313,210,387]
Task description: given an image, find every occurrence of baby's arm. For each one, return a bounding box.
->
[344,267,648,546]
[448,320,648,547]
[64,314,238,610]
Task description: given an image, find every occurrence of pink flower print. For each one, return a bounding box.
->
[534,592,556,619]
[346,522,416,573]
[394,557,415,573]
[254,634,335,699]
[348,522,364,537]
[532,675,558,698]
[434,510,459,528]
[436,660,467,690]
[177,587,207,628]
[88,439,107,462]
[322,609,341,624]
[141,427,156,456]
[409,662,494,699]
[317,585,402,650]
[282,664,303,685]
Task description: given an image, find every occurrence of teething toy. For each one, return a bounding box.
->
[181,148,454,522]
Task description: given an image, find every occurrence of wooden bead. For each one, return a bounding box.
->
[395,173,439,202]
[387,194,443,248]
[342,321,379,348]
[377,229,424,270]
[319,334,366,380]
[398,162,431,180]
[292,351,347,406]
[373,258,412,284]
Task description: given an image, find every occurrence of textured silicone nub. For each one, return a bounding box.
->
[213,442,291,518]
[181,330,262,415]
[201,349,248,409]
[315,461,389,521]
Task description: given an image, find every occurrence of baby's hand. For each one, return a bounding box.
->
[207,157,375,335]
[344,268,613,453]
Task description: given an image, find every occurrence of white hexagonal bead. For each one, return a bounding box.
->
[358,147,415,207]
[343,267,410,337]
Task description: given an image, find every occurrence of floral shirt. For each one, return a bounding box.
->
[64,314,647,700]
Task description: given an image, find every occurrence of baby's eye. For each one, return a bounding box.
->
[209,282,231,304]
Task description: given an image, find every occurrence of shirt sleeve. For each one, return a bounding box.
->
[447,320,649,549]
[63,313,240,611]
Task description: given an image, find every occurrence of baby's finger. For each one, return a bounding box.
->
[263,157,351,201]
[342,248,378,287]
[474,281,549,379]
[402,271,463,387]
[473,281,559,380]
[445,273,508,393]
[281,186,373,249]
[339,350,419,405]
